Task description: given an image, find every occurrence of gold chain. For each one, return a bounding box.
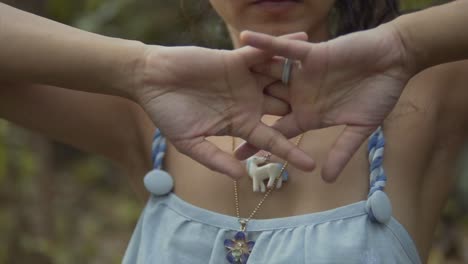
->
[232,134,304,231]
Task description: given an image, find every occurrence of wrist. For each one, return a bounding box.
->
[131,45,172,106]
[107,39,149,101]
[390,14,427,76]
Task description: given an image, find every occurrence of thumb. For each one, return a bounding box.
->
[174,137,247,179]
[321,125,377,182]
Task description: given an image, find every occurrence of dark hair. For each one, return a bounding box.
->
[333,0,400,36]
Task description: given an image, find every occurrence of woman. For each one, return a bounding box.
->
[129,0,468,263]
[125,0,466,263]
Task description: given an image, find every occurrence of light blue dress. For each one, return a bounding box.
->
[123,128,421,264]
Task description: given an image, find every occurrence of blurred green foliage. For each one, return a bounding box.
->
[0,0,466,263]
[47,0,232,48]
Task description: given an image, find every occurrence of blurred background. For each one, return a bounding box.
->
[0,0,467,263]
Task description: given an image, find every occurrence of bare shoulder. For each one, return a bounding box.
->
[430,60,468,137]
[393,60,468,135]
[426,60,468,109]
[428,60,468,113]
[383,61,468,258]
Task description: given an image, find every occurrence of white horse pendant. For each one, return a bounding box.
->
[246,156,288,192]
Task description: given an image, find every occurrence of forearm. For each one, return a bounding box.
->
[0,82,154,169]
[0,3,147,99]
[392,0,468,74]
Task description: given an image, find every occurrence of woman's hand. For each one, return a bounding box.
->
[132,33,315,179]
[236,25,412,182]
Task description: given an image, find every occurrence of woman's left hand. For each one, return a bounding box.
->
[235,25,413,182]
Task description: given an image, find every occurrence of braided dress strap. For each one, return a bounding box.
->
[143,129,173,196]
[151,129,167,170]
[366,127,392,224]
[368,127,386,196]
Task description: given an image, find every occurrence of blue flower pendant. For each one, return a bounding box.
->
[224,231,255,264]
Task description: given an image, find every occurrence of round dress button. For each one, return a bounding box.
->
[143,169,174,196]
[365,190,392,224]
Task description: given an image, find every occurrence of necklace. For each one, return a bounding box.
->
[224,135,304,264]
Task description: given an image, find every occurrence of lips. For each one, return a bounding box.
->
[249,0,302,14]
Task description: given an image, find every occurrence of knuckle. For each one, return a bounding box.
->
[282,42,293,54]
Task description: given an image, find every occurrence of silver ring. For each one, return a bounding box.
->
[281,59,293,85]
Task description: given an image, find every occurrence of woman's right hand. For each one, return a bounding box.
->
[132,34,315,179]
[0,1,312,179]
